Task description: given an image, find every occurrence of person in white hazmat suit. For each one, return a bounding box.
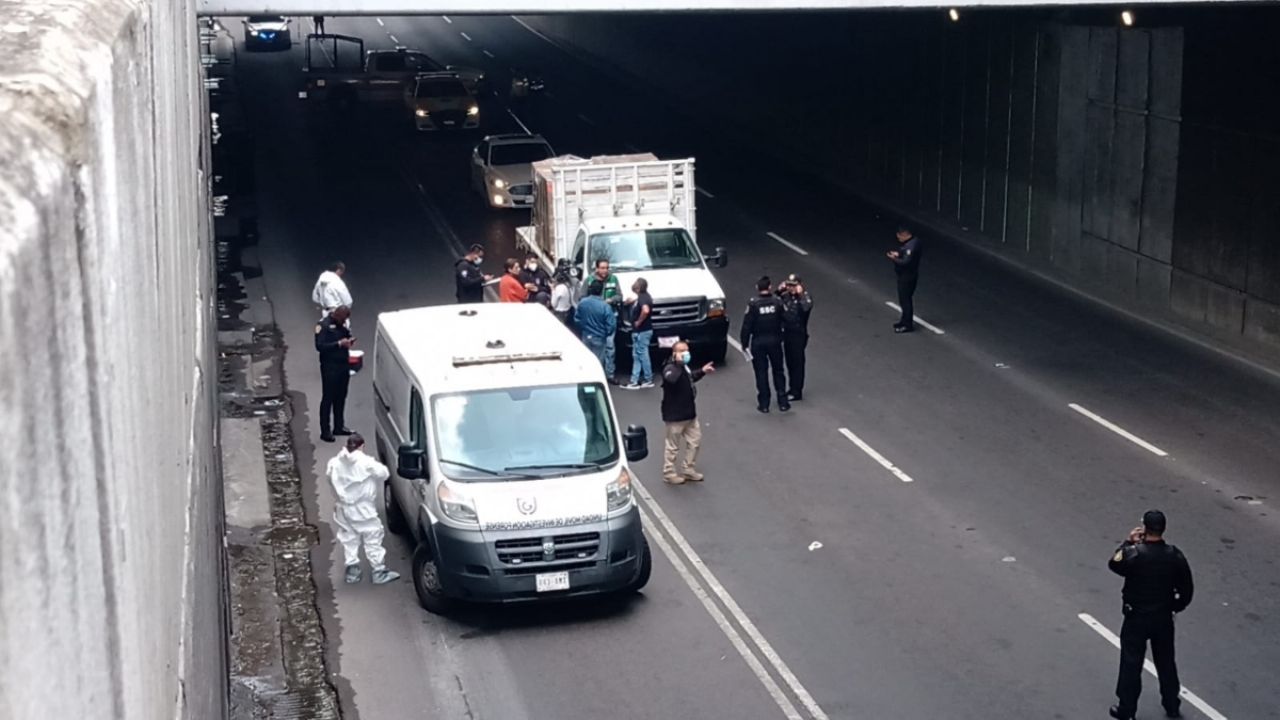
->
[326,433,401,585]
[312,261,353,320]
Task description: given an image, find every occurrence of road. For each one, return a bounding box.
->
[232,14,1280,720]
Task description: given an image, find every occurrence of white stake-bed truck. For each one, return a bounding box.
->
[515,154,730,364]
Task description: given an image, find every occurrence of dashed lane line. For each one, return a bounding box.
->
[483,49,495,58]
[838,428,915,483]
[376,17,384,26]
[884,302,945,335]
[696,186,715,199]
[442,15,452,23]
[460,31,472,42]
[766,232,809,256]
[1068,403,1169,457]
[1077,614,1227,720]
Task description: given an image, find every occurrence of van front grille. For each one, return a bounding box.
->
[650,297,703,327]
[494,532,601,565]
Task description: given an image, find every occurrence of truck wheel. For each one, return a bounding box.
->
[384,480,408,535]
[412,542,454,614]
[626,536,652,593]
[706,341,728,366]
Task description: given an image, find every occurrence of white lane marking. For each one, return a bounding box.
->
[726,337,750,361]
[512,15,555,45]
[1068,404,1168,457]
[506,108,532,135]
[766,232,809,256]
[1077,614,1228,720]
[696,186,715,199]
[884,302,946,335]
[577,112,596,126]
[389,34,399,44]
[442,15,452,23]
[635,481,831,720]
[637,506,804,720]
[460,31,472,42]
[483,49,495,58]
[376,17,384,26]
[838,428,915,483]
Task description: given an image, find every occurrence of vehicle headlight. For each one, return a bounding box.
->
[249,29,259,36]
[606,467,633,512]
[415,109,429,118]
[491,178,506,189]
[707,298,726,318]
[437,482,478,525]
[492,194,506,206]
[467,105,479,117]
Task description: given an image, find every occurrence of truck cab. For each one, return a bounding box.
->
[516,154,730,363]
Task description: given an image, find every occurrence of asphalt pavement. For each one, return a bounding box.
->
[232,13,1280,720]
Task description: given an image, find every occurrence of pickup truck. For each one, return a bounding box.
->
[516,153,730,364]
[300,34,485,107]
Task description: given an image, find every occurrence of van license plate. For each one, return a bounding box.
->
[535,571,570,592]
[658,336,678,349]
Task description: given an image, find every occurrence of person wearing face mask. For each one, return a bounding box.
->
[518,254,551,298]
[660,340,715,484]
[455,243,492,304]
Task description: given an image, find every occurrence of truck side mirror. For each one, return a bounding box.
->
[711,247,729,268]
[623,424,648,462]
[397,443,425,479]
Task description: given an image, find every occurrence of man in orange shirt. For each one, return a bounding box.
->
[498,258,535,303]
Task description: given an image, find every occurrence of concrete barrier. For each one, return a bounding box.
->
[0,1,225,718]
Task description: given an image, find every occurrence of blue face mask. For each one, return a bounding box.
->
[680,351,692,364]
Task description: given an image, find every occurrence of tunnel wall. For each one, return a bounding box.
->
[524,10,1280,353]
[0,1,225,719]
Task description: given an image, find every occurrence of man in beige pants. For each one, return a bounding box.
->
[659,341,715,484]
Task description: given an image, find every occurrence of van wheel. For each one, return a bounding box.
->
[626,536,652,593]
[412,543,454,614]
[384,480,408,535]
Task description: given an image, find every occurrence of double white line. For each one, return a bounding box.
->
[635,480,829,720]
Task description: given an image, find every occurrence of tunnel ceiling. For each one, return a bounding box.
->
[198,0,1240,15]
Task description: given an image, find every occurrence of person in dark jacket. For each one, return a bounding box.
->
[777,273,814,401]
[316,306,355,443]
[519,254,552,297]
[887,224,923,333]
[1107,510,1194,720]
[741,276,788,413]
[659,340,715,484]
[455,243,492,303]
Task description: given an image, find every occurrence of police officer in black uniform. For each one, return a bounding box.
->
[777,273,814,402]
[741,276,789,413]
[315,306,355,443]
[887,224,923,333]
[455,243,491,303]
[1107,510,1194,720]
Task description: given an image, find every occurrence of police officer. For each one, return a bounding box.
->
[1107,510,1194,720]
[741,276,789,413]
[777,273,813,402]
[886,224,923,333]
[455,243,492,303]
[316,306,355,443]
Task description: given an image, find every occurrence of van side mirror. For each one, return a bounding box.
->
[623,424,648,462]
[397,443,425,479]
[570,266,583,280]
[707,247,728,269]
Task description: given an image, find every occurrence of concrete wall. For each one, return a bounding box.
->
[0,1,225,719]
[524,8,1280,354]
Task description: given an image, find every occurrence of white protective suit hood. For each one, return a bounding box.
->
[326,447,389,522]
[312,270,353,310]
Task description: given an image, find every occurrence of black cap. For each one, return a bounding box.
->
[468,243,484,253]
[786,273,801,284]
[1142,510,1167,534]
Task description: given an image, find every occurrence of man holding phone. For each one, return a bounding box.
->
[1107,510,1194,720]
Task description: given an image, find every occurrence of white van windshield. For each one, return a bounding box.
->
[590,228,703,270]
[432,383,618,480]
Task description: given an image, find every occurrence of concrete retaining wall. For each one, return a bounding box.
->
[523,9,1280,356]
[0,1,225,719]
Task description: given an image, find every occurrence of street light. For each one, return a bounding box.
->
[1121,10,1135,26]
[948,8,960,22]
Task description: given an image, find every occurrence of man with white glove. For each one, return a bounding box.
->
[326,433,400,585]
[312,261,353,320]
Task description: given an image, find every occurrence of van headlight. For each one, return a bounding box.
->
[415,109,430,118]
[438,482,478,524]
[606,467,633,512]
[491,178,506,189]
[467,105,480,117]
[707,298,725,318]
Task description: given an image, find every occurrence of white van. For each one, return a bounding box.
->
[373,303,652,613]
